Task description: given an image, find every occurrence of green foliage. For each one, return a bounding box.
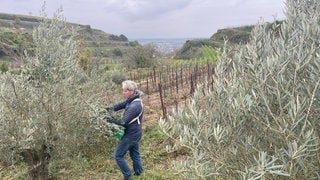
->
[0,7,117,170]
[210,27,252,44]
[128,40,139,47]
[119,34,128,41]
[125,45,156,68]
[200,45,220,64]
[0,28,33,58]
[78,47,92,71]
[13,16,21,27]
[92,47,109,57]
[104,63,123,71]
[109,70,127,84]
[109,34,128,41]
[111,47,123,57]
[175,39,222,59]
[0,61,9,73]
[160,0,320,179]
[236,25,255,33]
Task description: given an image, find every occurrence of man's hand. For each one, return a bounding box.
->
[104,116,117,123]
[105,107,114,113]
[104,116,124,126]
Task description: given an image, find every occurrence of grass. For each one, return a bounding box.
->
[0,163,28,180]
[0,124,182,180]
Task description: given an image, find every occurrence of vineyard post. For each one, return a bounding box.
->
[169,66,173,96]
[206,62,210,89]
[153,66,156,89]
[211,64,215,90]
[190,73,195,95]
[146,77,149,95]
[180,64,183,89]
[158,83,167,119]
[195,64,198,85]
[175,65,179,94]
[133,72,136,81]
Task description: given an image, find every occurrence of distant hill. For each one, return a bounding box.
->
[175,25,253,59]
[175,21,283,59]
[0,12,139,63]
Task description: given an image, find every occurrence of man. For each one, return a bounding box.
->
[107,80,144,180]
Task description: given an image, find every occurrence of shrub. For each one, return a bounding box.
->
[125,44,156,68]
[110,71,127,85]
[128,40,139,47]
[0,7,117,179]
[0,61,9,73]
[160,0,320,179]
[109,34,128,41]
[119,34,128,41]
[112,47,123,57]
[78,47,92,71]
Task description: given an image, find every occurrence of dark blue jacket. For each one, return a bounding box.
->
[110,92,143,140]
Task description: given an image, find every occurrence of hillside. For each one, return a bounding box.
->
[0,12,139,63]
[174,25,253,59]
[0,12,283,64]
[175,21,283,59]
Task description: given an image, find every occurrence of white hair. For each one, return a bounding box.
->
[122,80,138,91]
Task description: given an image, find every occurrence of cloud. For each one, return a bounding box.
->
[104,0,192,21]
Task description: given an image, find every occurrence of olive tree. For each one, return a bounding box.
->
[160,0,320,179]
[0,8,117,179]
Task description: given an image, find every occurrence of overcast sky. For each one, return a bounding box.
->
[0,0,286,39]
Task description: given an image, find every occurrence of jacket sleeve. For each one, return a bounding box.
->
[122,102,141,126]
[108,100,142,127]
[105,100,127,127]
[112,100,127,111]
[107,103,140,127]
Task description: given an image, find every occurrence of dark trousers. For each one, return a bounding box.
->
[114,137,143,179]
